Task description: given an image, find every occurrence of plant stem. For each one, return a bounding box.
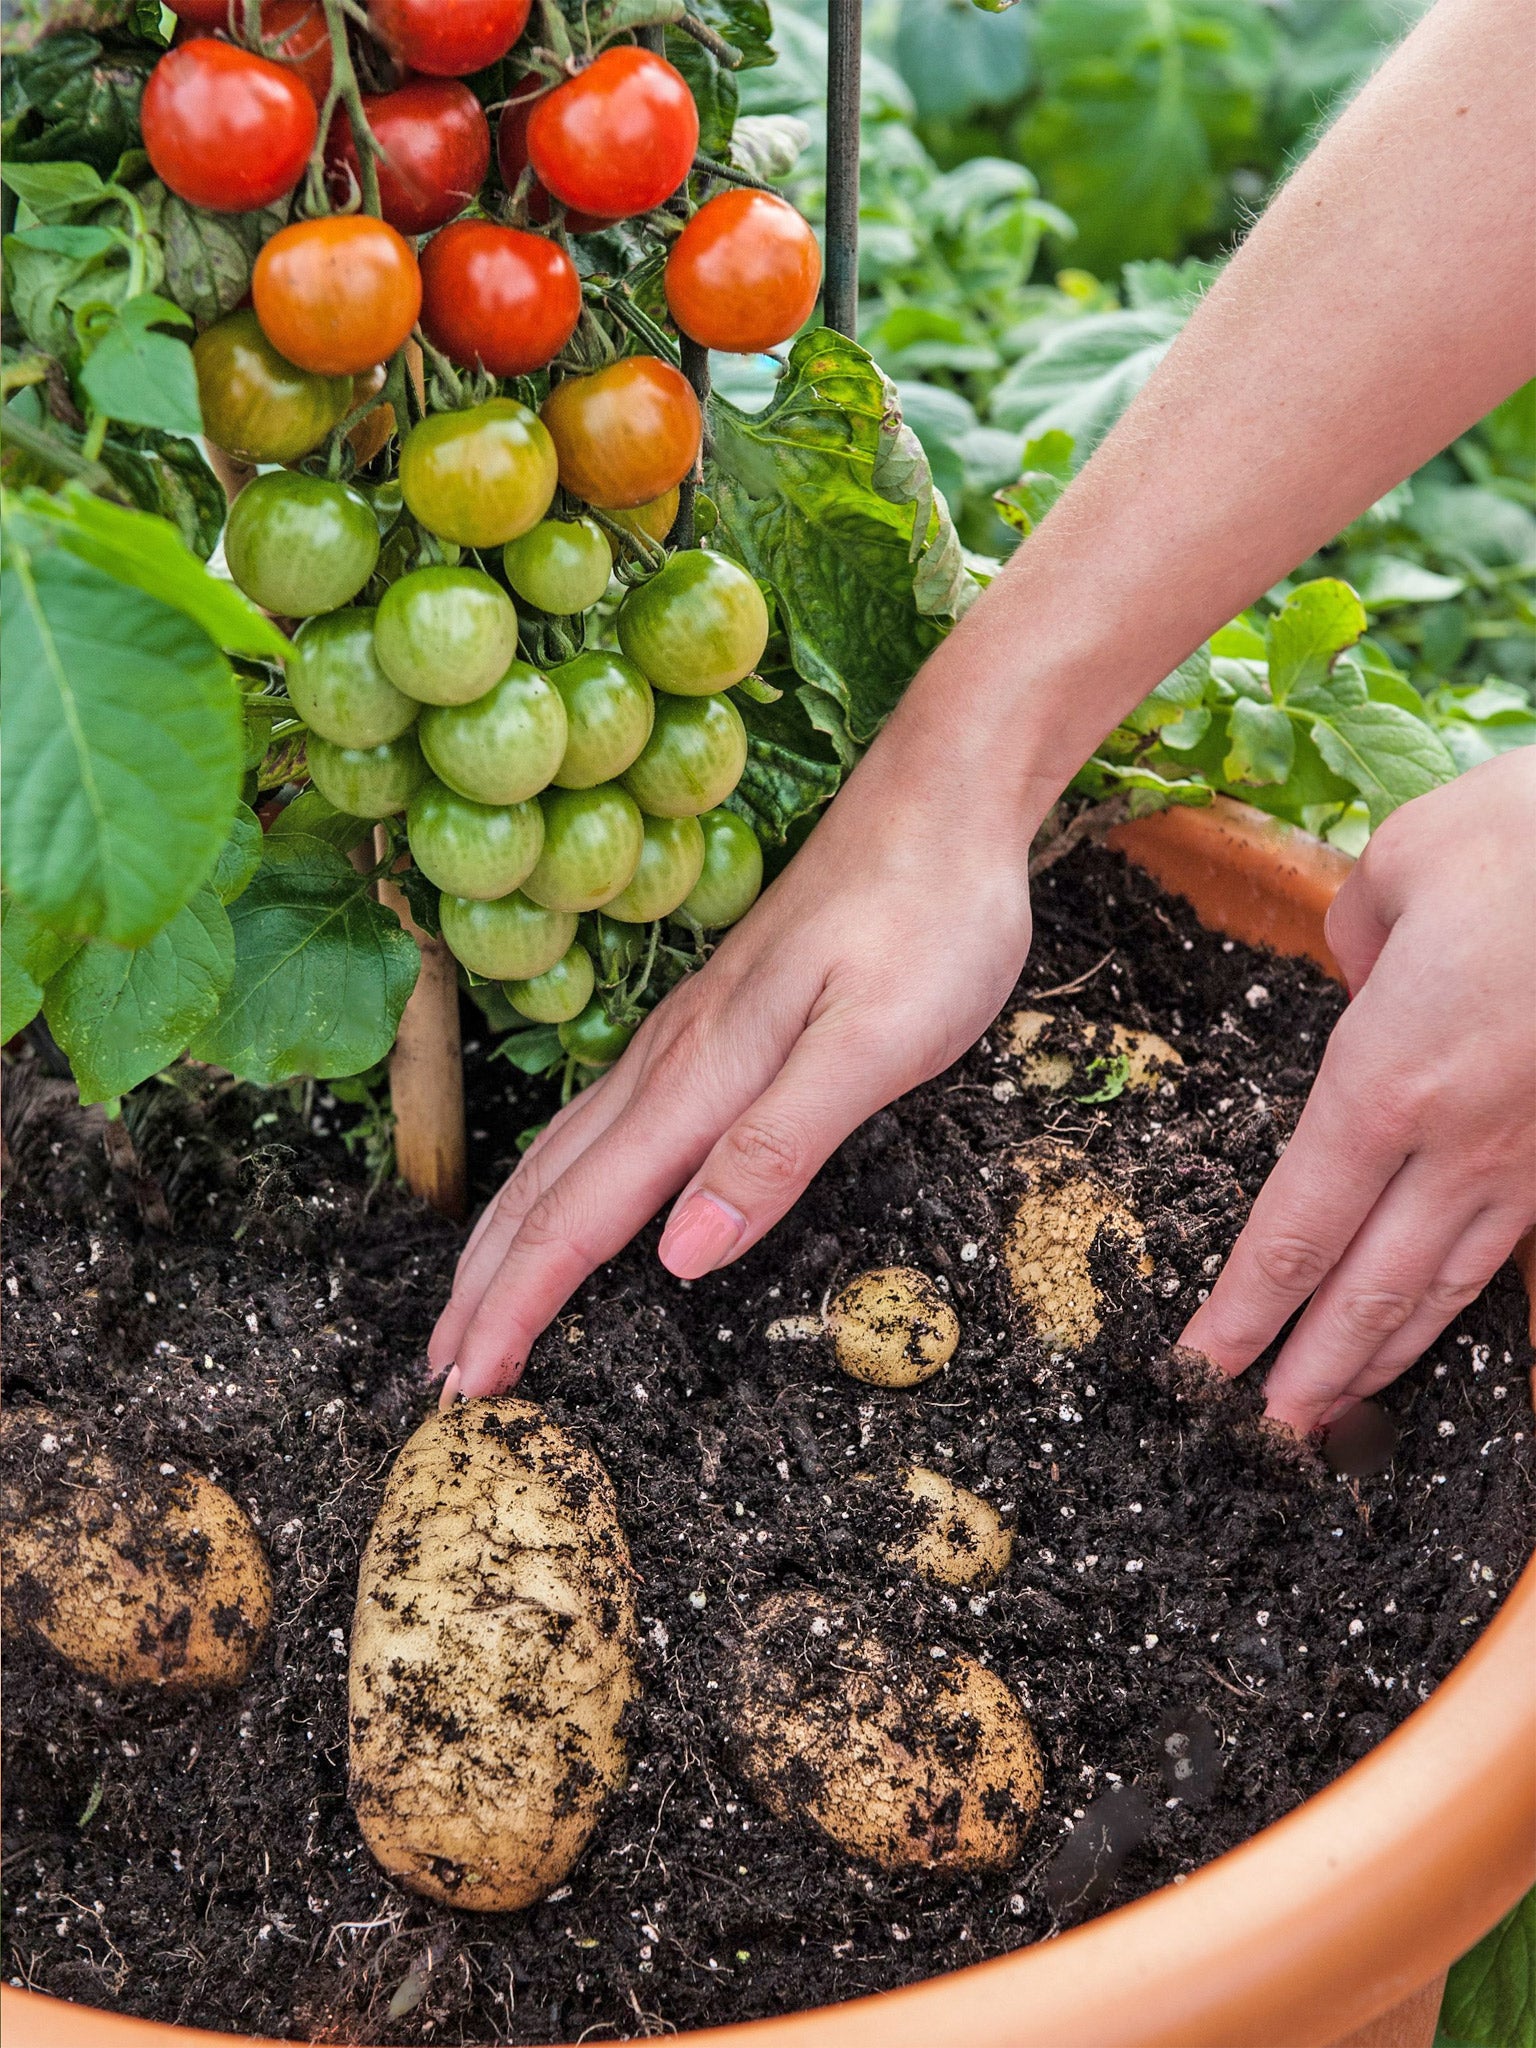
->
[0,412,130,499]
[672,11,742,67]
[314,0,382,218]
[587,284,681,365]
[691,152,775,193]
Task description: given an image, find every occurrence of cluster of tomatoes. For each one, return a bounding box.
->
[139,0,826,1062]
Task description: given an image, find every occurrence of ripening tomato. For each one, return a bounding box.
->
[558,999,634,1066]
[307,730,430,818]
[400,398,558,547]
[328,78,489,235]
[622,691,746,817]
[223,472,379,616]
[171,0,333,100]
[253,215,421,377]
[605,487,679,551]
[194,308,351,464]
[522,784,644,913]
[288,608,420,748]
[419,221,580,377]
[439,890,576,980]
[602,812,705,924]
[665,189,822,354]
[368,0,529,75]
[142,39,317,211]
[617,549,770,695]
[505,940,594,1023]
[496,80,612,235]
[165,0,231,23]
[540,357,700,510]
[418,662,568,806]
[502,517,611,615]
[526,48,697,220]
[373,566,519,706]
[406,780,544,899]
[677,806,762,928]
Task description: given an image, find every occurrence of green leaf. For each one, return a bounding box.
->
[97,425,228,561]
[729,688,844,845]
[159,194,291,328]
[3,35,156,176]
[1307,700,1456,825]
[890,0,1031,122]
[2,530,244,947]
[1265,577,1367,705]
[667,24,738,156]
[986,307,1186,456]
[3,221,125,354]
[14,487,289,658]
[1438,1890,1536,2048]
[44,884,234,1104]
[1347,553,1465,609]
[189,835,419,1085]
[0,159,108,219]
[728,114,810,183]
[1,893,82,1040]
[267,787,376,853]
[491,1024,565,1074]
[211,803,263,904]
[711,330,975,753]
[1222,697,1295,785]
[79,300,202,436]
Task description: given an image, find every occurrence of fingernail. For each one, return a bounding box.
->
[659,1190,747,1279]
[437,1365,462,1412]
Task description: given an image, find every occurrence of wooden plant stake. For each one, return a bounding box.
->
[372,827,468,1221]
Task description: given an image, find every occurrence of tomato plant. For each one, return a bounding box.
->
[503,517,612,615]
[666,191,823,355]
[549,652,655,788]
[522,784,645,913]
[603,812,705,923]
[679,807,764,929]
[419,222,581,378]
[622,691,748,817]
[223,472,380,616]
[541,357,701,510]
[306,730,430,818]
[329,79,490,236]
[287,607,419,748]
[400,398,558,547]
[253,215,422,377]
[417,662,569,805]
[194,308,352,464]
[496,80,613,236]
[438,890,576,981]
[617,549,771,695]
[373,566,519,707]
[405,781,544,900]
[367,0,530,77]
[526,48,698,221]
[142,38,317,212]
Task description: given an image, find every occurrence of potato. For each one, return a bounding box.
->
[723,1592,1041,1870]
[891,1466,1012,1588]
[1002,1009,1183,1095]
[1004,1139,1152,1349]
[349,1398,638,1913]
[0,1408,272,1690]
[785,1267,959,1386]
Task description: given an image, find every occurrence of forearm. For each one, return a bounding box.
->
[874,0,1536,819]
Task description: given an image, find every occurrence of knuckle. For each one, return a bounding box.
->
[1332,1286,1417,1345]
[718,1113,807,1197]
[1252,1233,1335,1298]
[1421,1271,1485,1320]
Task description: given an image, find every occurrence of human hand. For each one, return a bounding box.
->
[1181,748,1536,1431]
[428,731,1039,1402]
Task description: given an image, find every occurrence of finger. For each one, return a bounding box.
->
[1322,848,1394,996]
[1254,1157,1489,1430]
[658,1009,921,1278]
[1307,1206,1529,1426]
[1179,1011,1410,1373]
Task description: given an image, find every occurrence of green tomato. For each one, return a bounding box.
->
[306,730,429,818]
[522,784,644,914]
[194,308,352,465]
[288,607,419,749]
[504,941,595,1024]
[438,890,577,981]
[400,398,558,550]
[418,662,568,806]
[502,517,612,615]
[616,549,770,695]
[223,472,379,618]
[622,691,747,817]
[373,566,520,707]
[602,812,705,923]
[678,807,763,928]
[559,999,636,1068]
[550,652,655,789]
[405,780,544,900]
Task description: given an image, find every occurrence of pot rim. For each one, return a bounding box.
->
[6,795,1532,2048]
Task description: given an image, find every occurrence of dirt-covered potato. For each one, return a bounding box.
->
[805,1267,960,1386]
[723,1592,1041,1870]
[0,1408,272,1690]
[891,1466,1012,1588]
[349,1398,638,1913]
[1002,1009,1183,1095]
[1004,1139,1152,1349]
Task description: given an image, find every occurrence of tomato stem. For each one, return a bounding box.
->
[690,152,776,194]
[307,0,384,220]
[671,11,742,69]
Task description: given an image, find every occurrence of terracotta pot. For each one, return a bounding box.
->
[7,796,1532,2048]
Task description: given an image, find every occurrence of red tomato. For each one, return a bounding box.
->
[666,189,822,354]
[168,1,331,102]
[540,356,701,509]
[254,215,422,376]
[328,78,490,235]
[419,220,580,377]
[141,39,318,212]
[164,0,234,24]
[526,48,698,221]
[367,0,530,76]
[496,78,612,235]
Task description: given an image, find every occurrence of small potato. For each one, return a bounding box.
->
[349,1398,638,1913]
[1002,1009,1183,1095]
[892,1466,1012,1589]
[0,1408,272,1690]
[1004,1139,1152,1349]
[826,1267,959,1387]
[723,1592,1041,1871]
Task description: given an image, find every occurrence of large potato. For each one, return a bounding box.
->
[827,1267,959,1387]
[723,1592,1042,1871]
[1002,1009,1183,1095]
[0,1407,271,1690]
[1004,1139,1151,1349]
[891,1466,1012,1588]
[349,1398,638,1913]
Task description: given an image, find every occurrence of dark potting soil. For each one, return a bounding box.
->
[2,843,1531,2044]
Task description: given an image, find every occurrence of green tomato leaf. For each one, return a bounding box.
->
[189,834,419,1085]
[1,533,244,947]
[728,113,810,183]
[1306,700,1456,826]
[1438,1889,1536,2048]
[1265,577,1367,705]
[729,688,844,846]
[211,803,263,904]
[79,315,202,437]
[3,35,156,175]
[160,194,292,328]
[97,425,229,561]
[0,158,108,219]
[3,222,125,354]
[1,893,83,1041]
[1222,697,1295,786]
[44,884,235,1105]
[666,24,739,157]
[267,787,376,853]
[491,1023,565,1075]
